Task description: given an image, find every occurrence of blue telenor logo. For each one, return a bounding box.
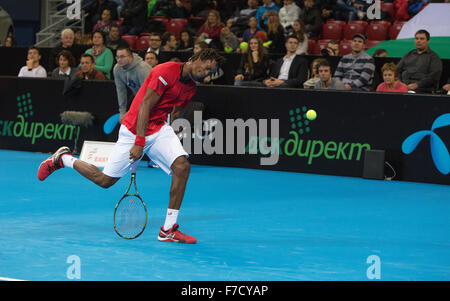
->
[103,113,120,134]
[402,114,450,175]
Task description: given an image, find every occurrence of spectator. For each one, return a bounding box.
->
[177,30,194,51]
[303,58,322,88]
[85,0,118,33]
[397,29,443,93]
[373,48,388,57]
[229,0,260,37]
[376,62,409,93]
[4,36,17,47]
[93,8,118,35]
[193,41,209,54]
[120,0,148,35]
[320,0,339,22]
[170,0,189,18]
[299,0,322,37]
[106,24,129,56]
[85,30,114,79]
[334,34,375,91]
[336,0,367,21]
[263,35,308,88]
[113,46,152,122]
[75,54,107,80]
[234,36,270,87]
[314,59,346,90]
[322,40,340,56]
[145,51,159,68]
[292,19,308,55]
[279,0,302,30]
[220,26,240,52]
[146,32,170,63]
[196,9,224,49]
[242,16,260,42]
[255,0,280,30]
[49,28,83,71]
[51,50,77,79]
[18,47,47,78]
[264,11,285,54]
[161,32,178,51]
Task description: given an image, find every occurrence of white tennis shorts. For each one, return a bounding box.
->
[103,123,188,177]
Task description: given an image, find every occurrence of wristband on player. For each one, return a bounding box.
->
[134,136,145,146]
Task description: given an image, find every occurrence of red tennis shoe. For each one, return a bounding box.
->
[37,146,72,181]
[158,224,197,244]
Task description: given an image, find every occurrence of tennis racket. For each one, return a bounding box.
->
[113,162,148,239]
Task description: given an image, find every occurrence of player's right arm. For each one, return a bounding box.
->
[129,88,160,161]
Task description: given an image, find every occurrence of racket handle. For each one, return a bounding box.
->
[131,161,138,174]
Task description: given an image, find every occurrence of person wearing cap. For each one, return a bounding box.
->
[334,34,375,91]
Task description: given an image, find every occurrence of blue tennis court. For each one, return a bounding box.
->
[0,149,449,281]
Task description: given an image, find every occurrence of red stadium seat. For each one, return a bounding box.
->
[307,39,316,54]
[366,23,389,41]
[135,36,151,50]
[326,20,346,28]
[339,40,352,55]
[389,21,406,39]
[321,23,343,40]
[121,35,138,49]
[188,16,206,30]
[365,40,383,49]
[380,2,395,21]
[343,23,366,40]
[313,39,331,55]
[166,18,188,39]
[347,20,368,30]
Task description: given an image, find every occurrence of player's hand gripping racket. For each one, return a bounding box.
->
[113,162,148,239]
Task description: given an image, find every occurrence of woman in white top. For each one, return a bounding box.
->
[279,0,302,30]
[292,19,308,55]
[18,47,47,78]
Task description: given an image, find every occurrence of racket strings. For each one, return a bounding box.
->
[115,195,147,238]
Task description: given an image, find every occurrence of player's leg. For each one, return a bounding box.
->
[168,155,190,210]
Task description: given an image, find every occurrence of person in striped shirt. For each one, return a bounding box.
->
[334,34,375,91]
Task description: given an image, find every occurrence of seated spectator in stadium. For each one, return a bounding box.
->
[85,30,114,79]
[303,58,322,88]
[3,36,17,47]
[299,0,322,37]
[279,0,301,31]
[49,28,83,71]
[373,48,388,57]
[145,51,159,68]
[220,26,240,52]
[193,40,209,54]
[334,34,375,91]
[170,0,189,18]
[120,0,147,35]
[114,46,152,122]
[397,29,443,93]
[93,8,118,35]
[336,0,367,21]
[18,47,47,78]
[50,50,77,79]
[75,54,106,80]
[263,35,308,88]
[242,16,260,42]
[292,19,308,55]
[106,24,129,56]
[376,62,409,93]
[177,30,194,51]
[234,36,270,87]
[256,0,280,30]
[146,32,169,63]
[196,10,224,49]
[314,59,346,90]
[228,0,259,37]
[320,0,339,22]
[322,40,340,56]
[85,0,118,33]
[264,11,285,54]
[238,0,259,17]
[161,32,178,51]
[442,77,450,95]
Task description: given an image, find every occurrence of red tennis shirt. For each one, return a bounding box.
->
[122,62,197,136]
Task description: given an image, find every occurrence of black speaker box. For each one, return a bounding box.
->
[363,149,385,180]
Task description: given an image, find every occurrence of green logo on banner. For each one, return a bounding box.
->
[17,93,34,119]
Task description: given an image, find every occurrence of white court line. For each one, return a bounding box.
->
[0,276,27,281]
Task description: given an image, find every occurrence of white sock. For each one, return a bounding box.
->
[61,154,77,169]
[163,209,179,231]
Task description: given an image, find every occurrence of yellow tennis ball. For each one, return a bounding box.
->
[240,42,248,51]
[306,109,317,120]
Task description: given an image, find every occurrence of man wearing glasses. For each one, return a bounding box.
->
[146,32,170,64]
[113,46,151,123]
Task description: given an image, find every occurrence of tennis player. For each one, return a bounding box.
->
[37,48,224,244]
